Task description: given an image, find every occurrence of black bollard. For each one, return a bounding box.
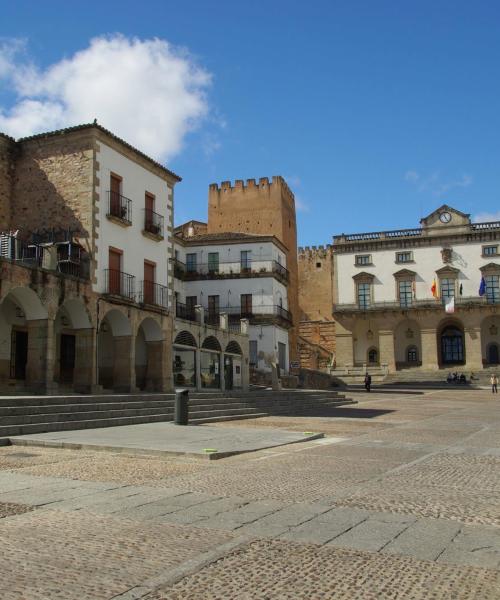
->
[174,389,189,425]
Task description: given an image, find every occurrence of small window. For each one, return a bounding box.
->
[186,253,197,272]
[355,254,371,266]
[483,245,498,256]
[407,346,418,362]
[316,262,321,268]
[396,251,413,263]
[368,348,378,364]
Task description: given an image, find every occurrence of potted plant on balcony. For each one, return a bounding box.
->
[120,206,128,219]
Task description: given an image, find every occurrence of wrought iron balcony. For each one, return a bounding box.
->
[225,305,292,326]
[0,234,44,267]
[143,208,164,237]
[172,259,289,283]
[138,281,168,308]
[107,191,132,224]
[175,301,197,322]
[104,269,135,300]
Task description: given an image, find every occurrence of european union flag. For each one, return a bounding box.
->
[479,276,486,296]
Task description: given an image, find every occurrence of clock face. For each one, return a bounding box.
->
[440,211,452,223]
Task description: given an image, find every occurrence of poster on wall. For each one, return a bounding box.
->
[233,359,242,388]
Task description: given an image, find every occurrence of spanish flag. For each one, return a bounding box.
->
[431,278,438,298]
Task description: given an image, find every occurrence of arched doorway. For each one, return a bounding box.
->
[98,309,132,390]
[394,319,422,369]
[54,300,92,389]
[0,287,48,389]
[135,317,164,391]
[173,331,197,387]
[487,343,499,365]
[201,336,221,389]
[439,324,465,365]
[225,341,243,390]
[367,347,378,365]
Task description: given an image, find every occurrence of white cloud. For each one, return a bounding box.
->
[295,195,309,212]
[0,35,212,161]
[473,210,500,223]
[404,169,472,197]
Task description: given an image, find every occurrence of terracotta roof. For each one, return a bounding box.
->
[14,122,181,182]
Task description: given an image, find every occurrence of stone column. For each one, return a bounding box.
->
[74,328,97,394]
[220,353,226,391]
[240,318,249,335]
[464,326,483,370]
[421,328,439,370]
[219,312,228,331]
[195,305,204,325]
[379,330,396,373]
[195,349,202,390]
[241,356,249,391]
[113,335,135,392]
[25,319,57,394]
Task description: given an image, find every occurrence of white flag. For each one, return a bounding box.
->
[445,296,455,314]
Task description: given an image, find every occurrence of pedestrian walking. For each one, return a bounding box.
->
[491,374,498,394]
[364,372,372,393]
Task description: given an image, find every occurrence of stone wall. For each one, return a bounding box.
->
[11,133,95,254]
[0,134,15,231]
[299,321,336,370]
[207,176,299,361]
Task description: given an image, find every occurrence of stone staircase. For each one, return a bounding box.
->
[0,390,355,438]
[382,366,498,387]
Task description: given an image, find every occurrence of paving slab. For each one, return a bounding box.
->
[10,422,324,459]
[383,517,462,561]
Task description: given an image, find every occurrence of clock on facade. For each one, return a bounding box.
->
[439,211,452,223]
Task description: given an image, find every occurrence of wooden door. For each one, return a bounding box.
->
[110,174,121,216]
[108,248,122,294]
[144,261,155,304]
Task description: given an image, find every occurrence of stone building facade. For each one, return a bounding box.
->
[207,177,300,362]
[0,123,180,394]
[331,205,500,378]
[298,245,336,370]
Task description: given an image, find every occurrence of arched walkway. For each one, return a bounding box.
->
[224,340,243,390]
[135,317,164,391]
[0,287,48,390]
[200,336,222,389]
[98,309,133,391]
[54,299,92,390]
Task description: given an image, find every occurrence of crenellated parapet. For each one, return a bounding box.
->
[298,244,333,260]
[209,176,295,204]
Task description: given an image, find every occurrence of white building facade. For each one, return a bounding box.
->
[173,229,291,382]
[332,205,500,374]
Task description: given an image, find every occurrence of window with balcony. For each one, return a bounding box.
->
[357,282,371,309]
[186,253,197,273]
[144,192,163,237]
[355,254,372,266]
[241,294,252,317]
[486,275,500,304]
[241,250,251,272]
[208,252,219,274]
[396,251,413,263]
[440,278,456,302]
[143,260,155,304]
[398,280,413,307]
[186,296,197,318]
[207,295,220,325]
[108,174,131,223]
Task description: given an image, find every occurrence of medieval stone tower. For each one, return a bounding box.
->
[298,245,336,370]
[207,176,299,361]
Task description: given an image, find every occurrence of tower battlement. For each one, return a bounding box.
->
[209,176,295,203]
[298,244,333,258]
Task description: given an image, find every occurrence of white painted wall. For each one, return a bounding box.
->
[336,241,499,305]
[175,240,286,269]
[248,324,289,373]
[95,141,173,296]
[176,277,288,310]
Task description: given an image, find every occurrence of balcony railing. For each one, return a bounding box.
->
[205,312,220,326]
[334,295,497,313]
[176,302,197,322]
[138,281,168,308]
[107,191,132,223]
[143,208,164,237]
[224,305,293,325]
[173,259,289,283]
[0,234,44,267]
[104,269,135,300]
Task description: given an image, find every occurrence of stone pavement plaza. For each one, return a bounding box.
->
[0,388,499,599]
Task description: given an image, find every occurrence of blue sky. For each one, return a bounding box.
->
[1,0,500,245]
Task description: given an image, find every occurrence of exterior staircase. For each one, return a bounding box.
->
[382,366,498,387]
[0,390,355,438]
